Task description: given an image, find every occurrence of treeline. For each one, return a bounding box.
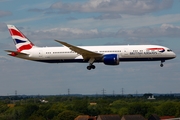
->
[0,96,180,120]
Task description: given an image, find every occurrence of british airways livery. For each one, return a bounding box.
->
[6,25,176,70]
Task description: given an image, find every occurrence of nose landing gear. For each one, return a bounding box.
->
[160,60,165,67]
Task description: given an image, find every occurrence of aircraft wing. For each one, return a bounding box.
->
[55,40,103,60]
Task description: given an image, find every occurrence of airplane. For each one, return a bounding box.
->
[5,24,176,70]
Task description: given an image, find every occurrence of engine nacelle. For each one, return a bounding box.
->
[103,54,119,65]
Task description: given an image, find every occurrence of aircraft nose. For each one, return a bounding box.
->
[167,50,176,59]
[172,52,176,58]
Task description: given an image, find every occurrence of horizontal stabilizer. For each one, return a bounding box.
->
[5,50,29,56]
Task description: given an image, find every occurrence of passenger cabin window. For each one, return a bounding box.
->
[99,50,121,53]
[46,52,51,54]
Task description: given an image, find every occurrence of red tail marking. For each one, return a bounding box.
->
[9,29,25,38]
[17,44,33,52]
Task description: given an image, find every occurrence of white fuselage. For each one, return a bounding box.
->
[16,45,176,63]
[6,24,176,69]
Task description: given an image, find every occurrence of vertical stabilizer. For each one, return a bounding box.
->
[7,25,34,52]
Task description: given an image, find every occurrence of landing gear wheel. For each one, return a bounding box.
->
[87,66,91,70]
[160,60,165,67]
[87,58,95,70]
[87,65,96,70]
[91,65,95,69]
[160,64,163,67]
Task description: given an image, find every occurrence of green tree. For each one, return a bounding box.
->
[118,107,129,116]
[160,101,176,116]
[96,99,112,114]
[56,110,78,120]
[88,104,100,116]
[28,115,46,120]
[72,99,88,114]
[128,102,150,116]
[0,102,9,113]
[46,109,58,120]
[21,104,39,119]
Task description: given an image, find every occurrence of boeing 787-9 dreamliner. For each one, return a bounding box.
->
[6,25,176,70]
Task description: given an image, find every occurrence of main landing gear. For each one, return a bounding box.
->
[87,65,96,70]
[87,58,95,70]
[160,60,165,67]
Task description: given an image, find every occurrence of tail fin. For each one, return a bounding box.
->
[7,25,35,52]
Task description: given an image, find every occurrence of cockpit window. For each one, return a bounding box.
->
[167,49,172,52]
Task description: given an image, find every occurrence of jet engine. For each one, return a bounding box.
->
[103,54,119,65]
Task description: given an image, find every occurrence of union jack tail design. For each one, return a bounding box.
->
[7,25,34,52]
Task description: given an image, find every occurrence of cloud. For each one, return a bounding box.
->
[27,27,113,41]
[47,0,173,15]
[19,1,54,11]
[94,13,122,20]
[58,13,180,32]
[116,24,180,38]
[24,24,180,42]
[28,8,44,12]
[66,17,77,21]
[6,15,52,24]
[0,10,12,18]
